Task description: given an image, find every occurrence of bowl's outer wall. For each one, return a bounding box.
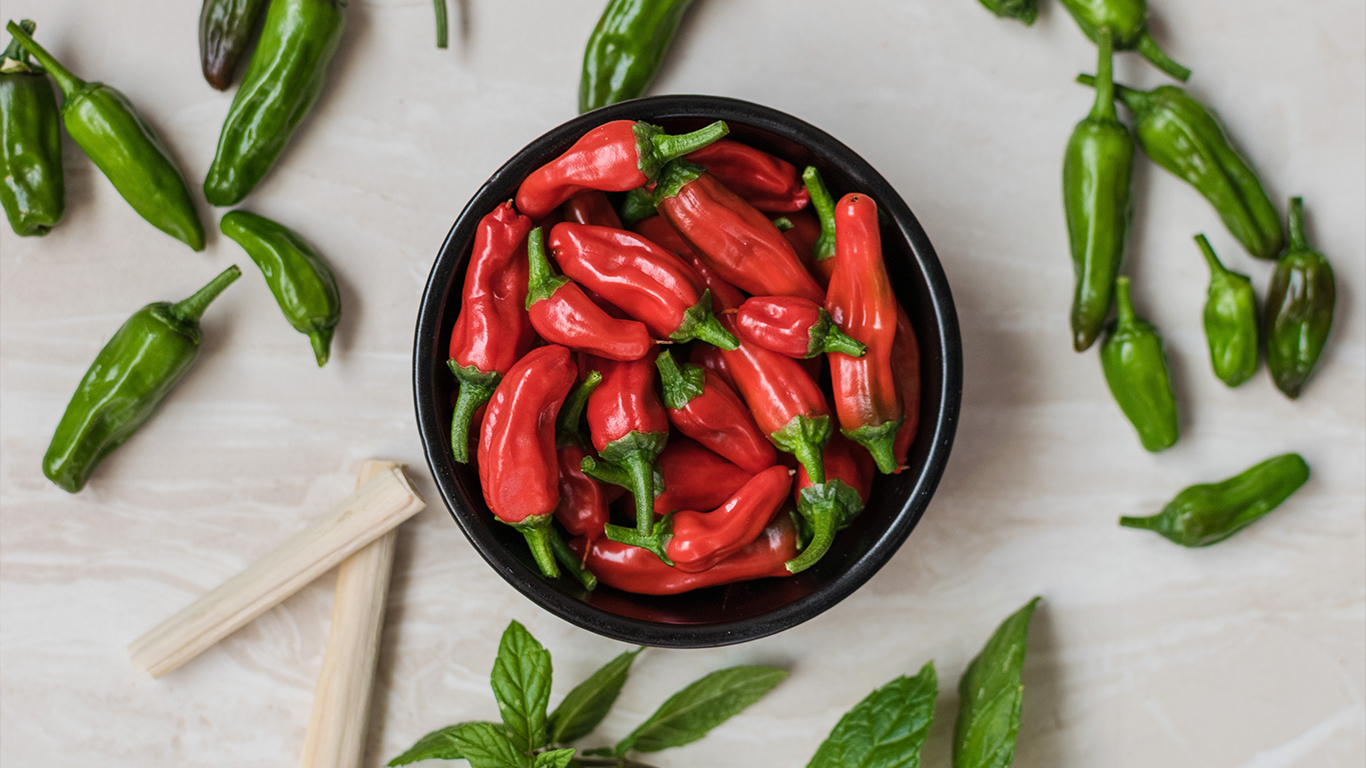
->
[414,95,962,647]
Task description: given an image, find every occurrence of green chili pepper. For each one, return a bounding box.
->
[1194,234,1258,388]
[199,0,270,90]
[579,0,697,114]
[1101,277,1178,452]
[0,20,64,237]
[1058,0,1189,81]
[975,0,1037,25]
[42,266,242,493]
[6,21,204,251]
[220,211,341,366]
[1063,30,1134,352]
[204,0,347,207]
[1121,453,1309,546]
[1266,197,1335,399]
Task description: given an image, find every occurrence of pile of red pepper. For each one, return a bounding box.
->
[446,118,922,595]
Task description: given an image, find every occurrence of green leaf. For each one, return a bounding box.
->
[492,621,554,754]
[450,723,534,768]
[617,665,788,754]
[806,662,938,768]
[389,722,490,765]
[548,648,643,745]
[533,748,577,768]
[953,597,1042,768]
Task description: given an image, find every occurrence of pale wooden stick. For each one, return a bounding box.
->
[298,460,401,768]
[128,467,425,678]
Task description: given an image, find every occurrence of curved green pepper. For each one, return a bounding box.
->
[6,21,204,250]
[199,0,270,90]
[579,0,697,114]
[43,266,241,493]
[1101,277,1178,452]
[221,211,341,366]
[976,0,1037,25]
[0,20,64,236]
[1063,30,1134,352]
[204,0,347,207]
[1195,234,1258,388]
[1058,0,1190,81]
[1266,197,1335,399]
[1121,453,1309,546]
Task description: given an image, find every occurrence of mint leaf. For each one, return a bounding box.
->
[617,665,787,754]
[388,722,502,765]
[548,648,643,745]
[450,722,533,768]
[533,748,576,768]
[953,597,1041,768]
[806,662,937,768]
[491,621,553,754]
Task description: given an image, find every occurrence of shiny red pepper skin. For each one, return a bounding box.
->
[515,120,729,219]
[786,433,873,573]
[586,352,670,545]
[526,227,654,361]
[690,344,737,391]
[562,189,624,228]
[891,302,921,471]
[667,465,792,572]
[448,202,536,463]
[780,210,825,285]
[827,193,903,474]
[737,296,867,359]
[655,161,825,304]
[684,139,810,214]
[632,215,746,312]
[655,437,753,513]
[655,350,776,474]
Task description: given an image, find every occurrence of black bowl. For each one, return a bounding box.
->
[414,95,961,647]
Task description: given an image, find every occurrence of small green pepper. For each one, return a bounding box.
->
[1266,197,1336,399]
[199,0,270,90]
[975,0,1037,25]
[1058,0,1190,81]
[0,20,64,237]
[1101,277,1178,452]
[1121,453,1309,546]
[43,266,241,493]
[6,21,204,250]
[1195,234,1258,387]
[579,0,697,113]
[221,210,341,367]
[1063,29,1134,352]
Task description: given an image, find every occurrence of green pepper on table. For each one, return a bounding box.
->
[1194,234,1258,388]
[976,0,1037,25]
[199,0,270,90]
[1058,0,1190,81]
[0,20,64,237]
[1266,197,1336,399]
[579,0,698,113]
[1101,276,1178,453]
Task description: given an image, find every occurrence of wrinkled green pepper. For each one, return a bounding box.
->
[579,0,697,114]
[1063,30,1134,352]
[6,21,204,250]
[204,0,347,207]
[220,210,341,366]
[0,20,64,237]
[1195,234,1258,388]
[43,266,241,493]
[199,0,270,90]
[1266,197,1335,399]
[1058,0,1190,81]
[976,0,1037,25]
[1121,453,1309,546]
[1101,277,1178,452]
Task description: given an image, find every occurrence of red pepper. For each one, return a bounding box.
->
[736,296,866,359]
[684,139,810,214]
[515,120,730,219]
[632,215,746,312]
[655,350,776,474]
[786,433,874,573]
[549,222,738,348]
[448,202,535,463]
[654,160,825,304]
[525,227,654,361]
[690,344,737,392]
[802,166,839,285]
[554,371,608,548]
[779,210,825,284]
[666,466,792,573]
[584,352,670,549]
[827,193,903,474]
[562,189,624,228]
[582,436,753,517]
[891,302,921,471]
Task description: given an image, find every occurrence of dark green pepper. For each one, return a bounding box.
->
[1063,30,1133,352]
[199,0,270,90]
[0,20,64,237]
[42,266,241,493]
[204,0,347,207]
[220,210,341,366]
[1194,234,1258,388]
[1101,277,1178,452]
[1266,197,1335,399]
[6,21,204,250]
[1120,453,1309,546]
[1058,0,1190,81]
[579,0,697,114]
[975,0,1037,25]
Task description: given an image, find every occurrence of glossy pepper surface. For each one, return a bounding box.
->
[665,466,792,573]
[656,350,776,474]
[1194,234,1258,388]
[1121,453,1309,547]
[579,0,697,113]
[221,210,342,366]
[1058,0,1190,81]
[7,22,203,250]
[632,214,746,311]
[891,302,922,469]
[0,20,63,236]
[737,296,866,360]
[516,119,728,219]
[447,202,535,463]
[203,0,347,206]
[1064,31,1134,352]
[786,433,874,573]
[587,353,671,546]
[655,160,825,304]
[563,189,624,228]
[43,266,241,493]
[555,371,609,547]
[526,227,654,361]
[1101,277,1178,452]
[976,0,1037,25]
[1265,197,1335,399]
[199,0,270,90]
[684,139,809,214]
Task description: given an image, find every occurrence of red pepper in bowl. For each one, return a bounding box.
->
[779,210,825,283]
[690,344,736,391]
[585,352,670,547]
[562,189,624,228]
[526,227,654,360]
[891,302,921,471]
[554,370,608,548]
[655,350,776,474]
[786,433,873,573]
[666,465,793,572]
[632,215,746,312]
[684,139,810,214]
[582,436,752,516]
[736,296,866,359]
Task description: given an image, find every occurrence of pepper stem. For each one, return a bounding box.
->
[1113,276,1136,326]
[771,217,794,232]
[1090,29,1117,122]
[843,418,904,475]
[619,187,656,226]
[655,350,705,410]
[556,371,602,448]
[1075,74,1149,114]
[1193,234,1227,277]
[672,290,739,349]
[1,19,34,66]
[511,516,560,579]
[309,328,334,367]
[1118,514,1161,531]
[1136,31,1192,82]
[447,362,501,463]
[548,527,596,590]
[650,121,730,165]
[786,500,838,574]
[170,265,242,324]
[802,167,838,262]
[433,0,448,49]
[4,20,83,97]
[1287,196,1308,251]
[811,309,867,358]
[620,451,658,536]
[525,227,568,308]
[604,515,673,565]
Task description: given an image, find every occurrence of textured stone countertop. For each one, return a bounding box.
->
[1,1,1362,766]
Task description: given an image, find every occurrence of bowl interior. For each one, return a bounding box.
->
[414,96,961,647]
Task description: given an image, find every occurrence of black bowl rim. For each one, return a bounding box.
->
[413,94,962,647]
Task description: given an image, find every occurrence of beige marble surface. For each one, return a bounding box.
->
[1,0,1363,765]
